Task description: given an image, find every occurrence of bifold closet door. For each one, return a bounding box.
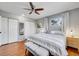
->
[9,19,18,43]
[1,17,9,45]
[0,16,1,45]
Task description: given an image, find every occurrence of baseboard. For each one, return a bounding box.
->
[0,40,25,47]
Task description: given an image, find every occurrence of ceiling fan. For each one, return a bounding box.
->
[23,2,44,15]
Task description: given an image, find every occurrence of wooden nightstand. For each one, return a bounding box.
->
[67,37,79,51]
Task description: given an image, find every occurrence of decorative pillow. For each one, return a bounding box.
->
[50,24,62,31]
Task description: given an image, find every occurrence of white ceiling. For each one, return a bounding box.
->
[0,2,79,19]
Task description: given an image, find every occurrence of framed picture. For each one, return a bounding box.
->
[49,16,63,31]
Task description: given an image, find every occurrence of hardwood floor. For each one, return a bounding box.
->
[67,47,79,56]
[0,41,26,56]
[0,41,79,56]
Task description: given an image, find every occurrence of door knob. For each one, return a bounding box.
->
[0,32,1,33]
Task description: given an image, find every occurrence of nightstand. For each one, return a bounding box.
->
[67,37,79,52]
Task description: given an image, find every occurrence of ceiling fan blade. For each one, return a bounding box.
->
[35,10,40,15]
[29,10,33,14]
[35,8,44,11]
[29,2,34,9]
[23,8,31,10]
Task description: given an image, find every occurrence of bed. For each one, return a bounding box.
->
[26,31,68,56]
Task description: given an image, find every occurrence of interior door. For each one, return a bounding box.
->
[1,17,9,45]
[9,19,18,43]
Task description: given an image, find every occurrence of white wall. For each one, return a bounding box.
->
[24,21,36,38]
[36,14,64,33]
[35,8,79,38]
[18,16,36,39]
[69,8,79,38]
[43,18,49,32]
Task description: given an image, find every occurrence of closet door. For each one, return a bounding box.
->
[0,16,1,45]
[1,17,9,45]
[24,21,36,38]
[9,19,18,43]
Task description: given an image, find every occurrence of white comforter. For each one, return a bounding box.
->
[27,33,68,56]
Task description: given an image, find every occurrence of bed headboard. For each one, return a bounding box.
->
[36,14,65,33]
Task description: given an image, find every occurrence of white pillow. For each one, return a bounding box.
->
[50,31,65,35]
